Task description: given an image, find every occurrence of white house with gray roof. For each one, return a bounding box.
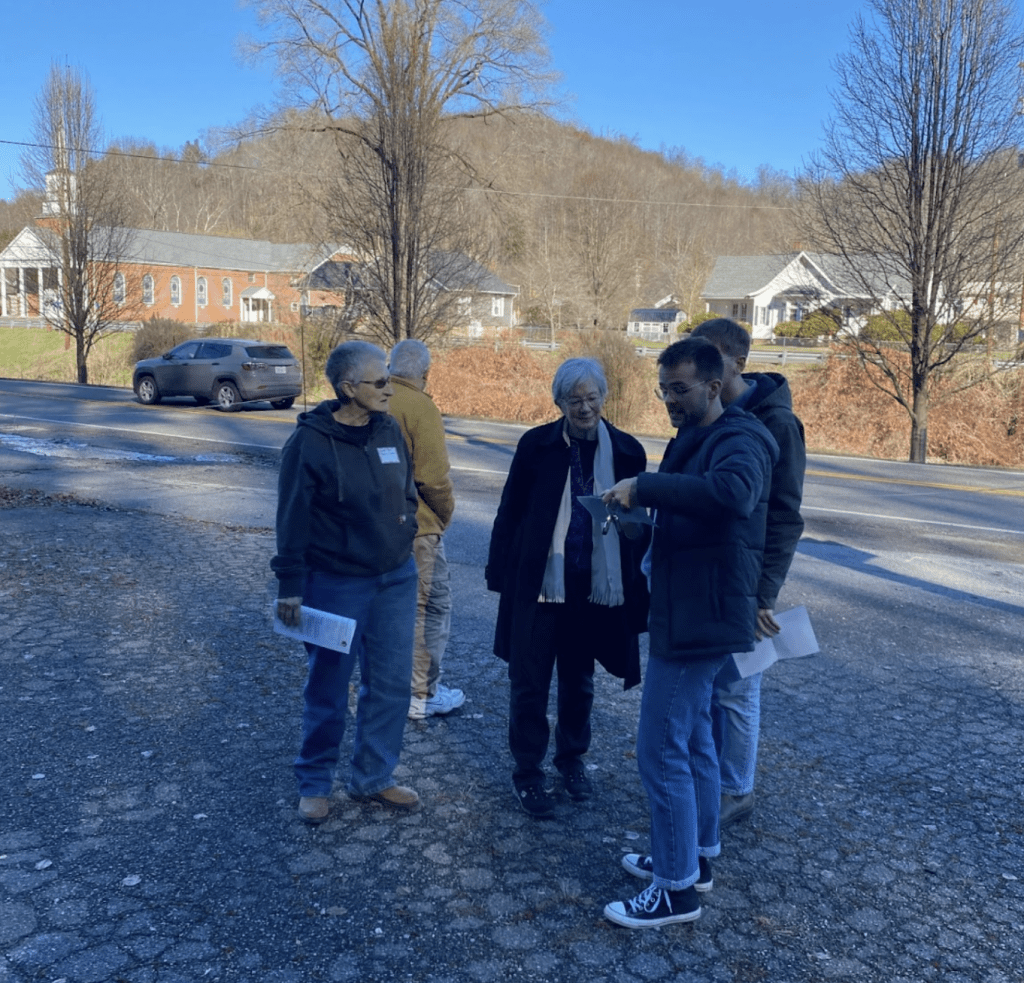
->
[701,251,908,339]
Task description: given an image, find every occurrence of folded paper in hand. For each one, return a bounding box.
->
[272,605,357,653]
[732,605,819,679]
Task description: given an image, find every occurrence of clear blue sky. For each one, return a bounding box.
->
[0,0,872,200]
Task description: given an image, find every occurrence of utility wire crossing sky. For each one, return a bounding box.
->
[0,0,911,200]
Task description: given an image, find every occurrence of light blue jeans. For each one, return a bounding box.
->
[711,658,762,797]
[294,558,417,798]
[637,654,728,891]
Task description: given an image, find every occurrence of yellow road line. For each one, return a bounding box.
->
[806,468,1024,498]
[444,434,1024,498]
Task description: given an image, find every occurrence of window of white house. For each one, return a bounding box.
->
[222,278,232,307]
[170,276,181,306]
[491,296,505,317]
[113,272,125,304]
[457,295,472,317]
[740,303,748,321]
[732,303,739,318]
[197,277,208,307]
[143,274,154,305]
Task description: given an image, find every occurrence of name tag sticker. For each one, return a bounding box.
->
[377,446,400,464]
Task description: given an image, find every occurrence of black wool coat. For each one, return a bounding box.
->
[485,418,650,688]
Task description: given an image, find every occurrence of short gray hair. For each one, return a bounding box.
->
[325,341,386,400]
[552,357,608,405]
[389,338,431,380]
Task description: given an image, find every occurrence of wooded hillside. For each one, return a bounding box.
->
[0,113,794,329]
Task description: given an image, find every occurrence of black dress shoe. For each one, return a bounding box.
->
[515,784,555,818]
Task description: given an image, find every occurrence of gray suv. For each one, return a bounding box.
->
[133,339,302,411]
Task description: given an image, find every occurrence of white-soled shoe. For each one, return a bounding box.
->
[604,884,702,929]
[409,683,465,719]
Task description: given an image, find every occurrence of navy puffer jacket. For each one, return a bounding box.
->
[637,406,778,662]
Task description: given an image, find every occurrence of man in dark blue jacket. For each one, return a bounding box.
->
[601,337,778,929]
[692,318,806,829]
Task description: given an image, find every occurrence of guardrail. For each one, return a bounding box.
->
[633,345,826,364]
[508,338,830,364]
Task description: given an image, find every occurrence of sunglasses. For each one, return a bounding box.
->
[355,376,391,389]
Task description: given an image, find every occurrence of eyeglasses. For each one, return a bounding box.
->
[355,376,391,389]
[565,394,603,409]
[655,381,706,401]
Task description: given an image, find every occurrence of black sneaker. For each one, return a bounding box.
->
[697,856,713,892]
[621,852,654,880]
[560,761,593,801]
[604,884,701,929]
[514,784,554,819]
[621,854,713,892]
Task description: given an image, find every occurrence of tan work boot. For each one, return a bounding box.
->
[354,785,421,812]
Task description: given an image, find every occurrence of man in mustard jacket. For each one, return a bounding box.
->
[388,339,465,719]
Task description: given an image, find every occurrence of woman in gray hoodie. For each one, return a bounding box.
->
[272,341,420,824]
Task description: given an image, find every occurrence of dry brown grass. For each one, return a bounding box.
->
[431,342,1024,467]
[428,340,560,424]
[791,355,1024,466]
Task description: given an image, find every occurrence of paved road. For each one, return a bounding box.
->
[2,380,1024,982]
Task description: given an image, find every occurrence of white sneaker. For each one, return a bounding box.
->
[409,683,465,719]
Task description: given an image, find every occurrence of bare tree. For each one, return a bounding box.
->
[802,0,1024,462]
[246,0,551,344]
[21,64,141,384]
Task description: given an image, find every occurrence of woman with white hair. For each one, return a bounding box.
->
[272,340,420,823]
[486,357,649,818]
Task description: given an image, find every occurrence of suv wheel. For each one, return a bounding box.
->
[270,397,295,410]
[136,376,161,405]
[214,381,242,411]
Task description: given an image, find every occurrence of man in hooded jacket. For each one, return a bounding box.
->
[692,318,806,828]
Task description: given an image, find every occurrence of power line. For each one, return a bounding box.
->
[469,185,793,211]
[0,139,260,172]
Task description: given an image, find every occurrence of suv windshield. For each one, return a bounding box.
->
[244,345,294,359]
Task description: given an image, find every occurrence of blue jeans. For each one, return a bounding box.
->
[294,558,417,798]
[637,654,728,891]
[711,659,762,796]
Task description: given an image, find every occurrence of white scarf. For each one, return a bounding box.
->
[539,419,625,607]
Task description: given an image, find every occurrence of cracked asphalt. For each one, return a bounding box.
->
[2,442,1024,982]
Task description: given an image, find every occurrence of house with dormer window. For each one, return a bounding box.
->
[701,252,912,339]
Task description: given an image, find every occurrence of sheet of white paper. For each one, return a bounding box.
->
[731,605,819,679]
[732,636,778,678]
[272,605,357,653]
[770,605,820,661]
